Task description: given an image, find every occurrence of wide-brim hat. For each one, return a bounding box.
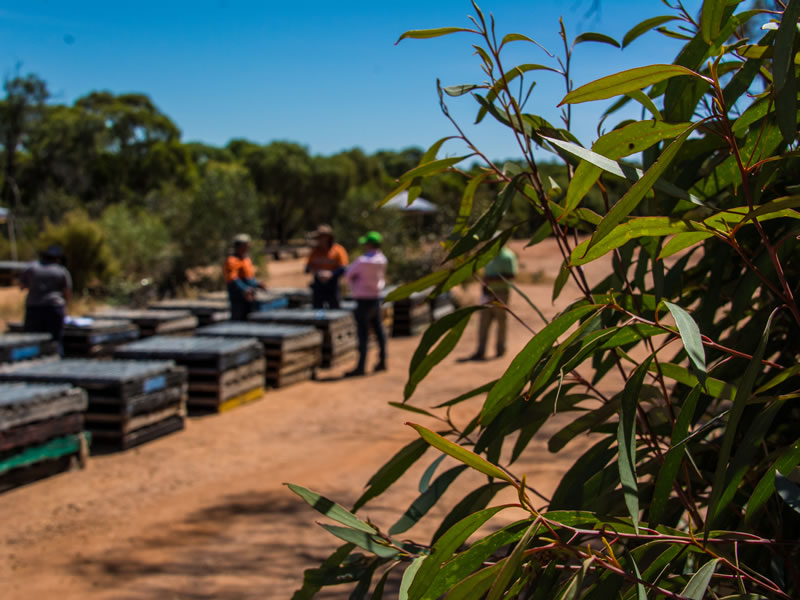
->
[232,233,252,246]
[312,224,334,238]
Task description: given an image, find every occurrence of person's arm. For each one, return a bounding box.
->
[63,269,73,305]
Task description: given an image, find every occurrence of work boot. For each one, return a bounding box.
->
[374,361,387,372]
[344,368,365,378]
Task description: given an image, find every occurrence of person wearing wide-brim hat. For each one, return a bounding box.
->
[306,224,349,309]
[343,231,388,377]
[20,244,72,355]
[224,233,265,321]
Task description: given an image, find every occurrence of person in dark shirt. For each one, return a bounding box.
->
[306,224,349,309]
[20,245,72,354]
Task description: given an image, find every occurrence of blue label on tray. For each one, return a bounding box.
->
[143,375,167,393]
[10,345,40,361]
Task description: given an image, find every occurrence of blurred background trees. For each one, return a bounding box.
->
[0,72,533,299]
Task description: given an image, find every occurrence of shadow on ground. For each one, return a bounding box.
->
[71,489,400,599]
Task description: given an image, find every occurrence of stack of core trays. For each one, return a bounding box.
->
[197,322,321,388]
[0,383,89,489]
[87,309,198,337]
[148,299,231,326]
[0,333,58,367]
[248,309,356,368]
[266,287,312,308]
[7,319,140,357]
[0,359,186,450]
[200,290,290,311]
[392,289,456,336]
[114,336,265,412]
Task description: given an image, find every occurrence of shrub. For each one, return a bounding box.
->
[37,209,116,293]
[291,2,800,599]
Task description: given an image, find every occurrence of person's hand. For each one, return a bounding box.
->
[317,270,333,282]
[245,288,255,301]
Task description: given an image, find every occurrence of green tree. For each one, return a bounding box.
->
[0,73,48,209]
[292,2,800,598]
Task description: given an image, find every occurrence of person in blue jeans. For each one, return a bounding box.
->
[344,231,388,377]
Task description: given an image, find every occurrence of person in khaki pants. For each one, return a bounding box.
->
[467,245,518,360]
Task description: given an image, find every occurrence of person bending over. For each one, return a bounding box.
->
[20,245,72,355]
[224,233,264,321]
[344,231,387,377]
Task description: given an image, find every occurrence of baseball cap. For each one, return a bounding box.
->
[358,231,383,246]
[232,233,251,245]
[312,224,334,238]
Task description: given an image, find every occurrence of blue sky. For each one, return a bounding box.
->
[1,1,701,162]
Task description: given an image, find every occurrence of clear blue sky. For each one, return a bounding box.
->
[1,1,701,162]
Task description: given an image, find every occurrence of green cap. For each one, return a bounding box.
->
[358,231,383,246]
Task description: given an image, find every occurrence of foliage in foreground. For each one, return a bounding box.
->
[291,1,800,598]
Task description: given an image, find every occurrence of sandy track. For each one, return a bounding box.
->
[0,240,604,599]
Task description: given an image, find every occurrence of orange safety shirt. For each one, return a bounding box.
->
[224,255,256,283]
[306,243,349,273]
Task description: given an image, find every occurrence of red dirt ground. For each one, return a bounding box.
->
[0,239,614,599]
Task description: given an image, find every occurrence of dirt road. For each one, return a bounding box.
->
[0,240,604,599]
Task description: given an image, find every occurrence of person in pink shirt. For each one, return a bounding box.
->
[344,231,388,377]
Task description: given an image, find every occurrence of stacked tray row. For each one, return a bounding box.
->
[249,309,356,369]
[392,289,456,336]
[197,322,322,388]
[87,309,198,337]
[8,320,140,357]
[149,298,231,326]
[0,260,30,287]
[200,290,290,312]
[0,359,187,450]
[114,336,265,413]
[0,333,58,366]
[0,383,89,490]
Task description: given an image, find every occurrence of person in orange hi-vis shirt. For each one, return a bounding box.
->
[224,233,265,320]
[306,224,349,309]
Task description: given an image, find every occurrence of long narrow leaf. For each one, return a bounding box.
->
[618,356,652,532]
[353,438,429,511]
[664,301,707,383]
[681,558,719,599]
[287,484,377,534]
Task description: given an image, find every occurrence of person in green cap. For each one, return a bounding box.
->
[344,231,388,376]
[466,243,518,360]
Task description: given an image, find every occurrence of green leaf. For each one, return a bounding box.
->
[434,379,497,408]
[320,524,399,559]
[560,65,707,105]
[550,437,617,509]
[570,217,698,266]
[287,484,377,534]
[775,472,800,515]
[399,556,425,600]
[405,307,482,400]
[353,438,429,511]
[426,520,532,598]
[585,121,700,254]
[664,301,706,382]
[562,120,692,218]
[681,558,719,599]
[445,563,504,600]
[622,15,680,47]
[450,171,491,243]
[481,304,600,425]
[552,260,570,302]
[746,437,800,522]
[549,397,620,453]
[388,402,440,419]
[476,64,561,124]
[389,465,467,535]
[650,386,701,524]
[707,311,775,534]
[396,27,477,43]
[700,0,726,44]
[773,0,800,141]
[419,453,447,493]
[486,521,537,600]
[407,423,514,484]
[574,32,620,48]
[431,482,509,544]
[544,135,702,205]
[407,505,510,600]
[659,231,713,259]
[292,543,355,600]
[444,84,483,97]
[626,89,662,120]
[370,566,393,600]
[558,556,593,600]
[618,356,652,533]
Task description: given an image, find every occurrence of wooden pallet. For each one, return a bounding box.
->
[114,336,264,372]
[187,358,266,396]
[148,299,232,325]
[90,415,184,450]
[0,432,89,476]
[0,413,84,453]
[87,309,199,337]
[267,368,314,388]
[0,383,87,431]
[0,333,58,364]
